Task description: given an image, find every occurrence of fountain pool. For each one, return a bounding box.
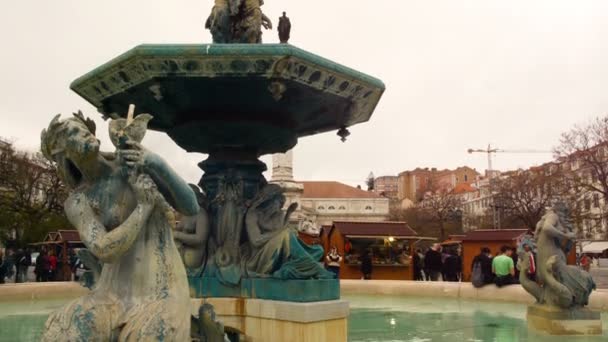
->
[1,293,606,341]
[345,294,608,342]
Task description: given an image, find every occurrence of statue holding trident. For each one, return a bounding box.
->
[205,0,272,43]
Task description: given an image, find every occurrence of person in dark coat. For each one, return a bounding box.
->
[442,249,462,282]
[360,250,373,280]
[0,250,5,284]
[471,247,494,286]
[413,249,424,281]
[424,244,443,281]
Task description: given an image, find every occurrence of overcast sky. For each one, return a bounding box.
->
[2,1,608,187]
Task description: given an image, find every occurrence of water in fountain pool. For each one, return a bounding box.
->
[345,294,608,342]
[0,295,606,341]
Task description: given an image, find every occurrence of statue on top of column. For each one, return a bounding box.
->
[205,0,273,43]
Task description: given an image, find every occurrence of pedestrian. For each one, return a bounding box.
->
[424,243,443,281]
[413,249,424,281]
[522,243,536,281]
[360,250,373,280]
[442,249,461,282]
[16,248,31,283]
[492,246,515,287]
[471,247,493,287]
[580,253,591,272]
[48,249,58,281]
[0,250,5,284]
[326,246,343,279]
[41,250,50,282]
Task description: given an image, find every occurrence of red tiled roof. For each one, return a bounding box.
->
[462,229,530,242]
[300,181,381,199]
[453,183,476,194]
[332,221,418,237]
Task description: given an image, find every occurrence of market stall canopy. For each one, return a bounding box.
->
[326,221,435,240]
[461,229,531,242]
[30,230,84,247]
[442,234,466,245]
[582,241,608,254]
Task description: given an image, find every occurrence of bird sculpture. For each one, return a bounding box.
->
[109,104,153,149]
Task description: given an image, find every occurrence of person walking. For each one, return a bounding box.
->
[424,244,443,281]
[326,246,343,279]
[48,250,58,281]
[492,246,515,287]
[360,250,373,280]
[580,254,591,272]
[471,247,493,287]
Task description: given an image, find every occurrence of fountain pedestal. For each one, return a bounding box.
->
[527,304,602,335]
[192,298,349,342]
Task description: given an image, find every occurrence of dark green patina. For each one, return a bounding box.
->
[189,277,340,302]
[70,44,385,155]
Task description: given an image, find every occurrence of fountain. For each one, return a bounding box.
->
[63,2,385,340]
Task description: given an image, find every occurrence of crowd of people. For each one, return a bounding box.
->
[0,247,85,284]
[411,243,463,282]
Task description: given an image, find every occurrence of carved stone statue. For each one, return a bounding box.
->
[518,203,596,308]
[242,184,333,279]
[174,184,210,270]
[205,0,272,43]
[40,111,199,341]
[278,11,291,44]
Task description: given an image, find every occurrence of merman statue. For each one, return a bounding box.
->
[40,109,199,341]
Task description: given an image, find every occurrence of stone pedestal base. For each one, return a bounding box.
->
[527,304,603,335]
[192,297,349,342]
[189,277,340,302]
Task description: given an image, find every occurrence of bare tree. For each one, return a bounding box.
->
[417,182,464,240]
[555,115,608,238]
[0,140,69,246]
[492,169,562,230]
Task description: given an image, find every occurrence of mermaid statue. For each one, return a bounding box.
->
[518,203,595,308]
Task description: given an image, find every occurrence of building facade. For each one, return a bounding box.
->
[373,175,398,198]
[397,166,480,208]
[270,151,390,230]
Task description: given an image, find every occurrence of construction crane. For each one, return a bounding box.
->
[467,144,552,229]
[467,144,552,178]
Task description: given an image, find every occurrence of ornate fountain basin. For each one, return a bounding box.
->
[71,44,385,155]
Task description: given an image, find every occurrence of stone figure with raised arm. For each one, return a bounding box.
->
[518,203,595,308]
[40,109,199,341]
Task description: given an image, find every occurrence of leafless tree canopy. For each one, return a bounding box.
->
[555,116,608,202]
[492,169,563,230]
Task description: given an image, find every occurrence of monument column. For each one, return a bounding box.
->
[271,150,304,225]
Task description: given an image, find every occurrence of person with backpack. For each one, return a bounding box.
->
[471,247,493,287]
